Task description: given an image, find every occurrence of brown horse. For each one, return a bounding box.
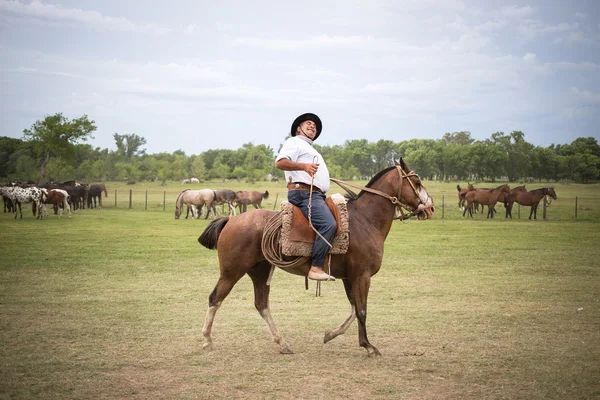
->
[463,184,510,218]
[501,185,527,219]
[41,188,71,218]
[457,183,474,210]
[197,159,435,356]
[515,187,557,220]
[234,190,269,213]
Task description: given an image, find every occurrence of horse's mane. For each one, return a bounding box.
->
[348,166,396,202]
[175,190,190,210]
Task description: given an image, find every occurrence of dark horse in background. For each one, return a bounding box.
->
[198,159,435,356]
[87,184,108,208]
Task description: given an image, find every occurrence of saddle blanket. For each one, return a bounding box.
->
[280,193,349,257]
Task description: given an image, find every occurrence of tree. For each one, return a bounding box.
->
[23,113,96,185]
[113,133,147,160]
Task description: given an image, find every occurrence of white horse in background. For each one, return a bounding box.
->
[181,178,191,185]
[190,177,200,183]
[174,189,216,220]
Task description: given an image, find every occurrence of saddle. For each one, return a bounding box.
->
[280,193,350,257]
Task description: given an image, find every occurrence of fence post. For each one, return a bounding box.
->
[273,193,279,211]
[129,189,132,209]
[442,195,444,219]
[518,203,520,219]
[163,191,166,211]
[575,196,578,219]
[543,196,547,220]
[115,189,117,208]
[145,190,148,210]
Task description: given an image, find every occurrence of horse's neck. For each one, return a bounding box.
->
[351,184,397,237]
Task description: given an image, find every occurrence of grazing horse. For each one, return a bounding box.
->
[463,184,510,218]
[197,159,435,356]
[515,187,558,220]
[457,183,475,210]
[181,178,191,185]
[40,189,71,218]
[87,184,108,208]
[190,177,200,184]
[501,185,527,219]
[234,190,269,213]
[211,189,237,216]
[3,186,46,219]
[174,189,215,219]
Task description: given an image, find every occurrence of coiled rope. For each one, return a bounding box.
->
[261,212,310,285]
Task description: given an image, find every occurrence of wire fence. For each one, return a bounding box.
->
[94,189,598,222]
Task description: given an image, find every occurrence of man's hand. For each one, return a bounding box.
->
[304,163,319,176]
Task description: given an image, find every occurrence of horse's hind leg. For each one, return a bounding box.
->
[247,261,294,354]
[202,271,245,351]
[324,279,356,343]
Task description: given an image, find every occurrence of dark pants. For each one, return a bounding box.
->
[287,190,337,267]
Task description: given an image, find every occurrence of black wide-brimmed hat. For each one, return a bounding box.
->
[291,113,322,140]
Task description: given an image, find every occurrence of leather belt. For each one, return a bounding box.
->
[287,182,323,193]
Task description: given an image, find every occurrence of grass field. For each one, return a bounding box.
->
[1,179,599,399]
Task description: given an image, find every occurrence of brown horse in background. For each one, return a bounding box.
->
[515,187,557,220]
[197,159,435,356]
[501,185,527,219]
[463,184,510,218]
[234,190,269,213]
[457,183,474,210]
[41,189,71,218]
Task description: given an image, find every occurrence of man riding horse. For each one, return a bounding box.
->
[275,113,336,282]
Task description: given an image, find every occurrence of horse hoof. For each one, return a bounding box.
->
[367,348,382,357]
[280,346,294,354]
[202,343,214,351]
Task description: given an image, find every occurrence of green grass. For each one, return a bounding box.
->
[1,181,599,399]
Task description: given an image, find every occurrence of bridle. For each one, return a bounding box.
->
[330,165,434,222]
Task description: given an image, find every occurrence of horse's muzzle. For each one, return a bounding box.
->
[417,204,435,220]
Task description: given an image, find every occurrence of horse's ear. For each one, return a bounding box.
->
[399,157,409,171]
[394,159,400,166]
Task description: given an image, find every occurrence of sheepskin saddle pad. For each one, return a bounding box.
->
[280,193,349,257]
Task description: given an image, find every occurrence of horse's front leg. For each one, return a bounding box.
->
[353,276,381,357]
[247,261,294,354]
[324,279,356,343]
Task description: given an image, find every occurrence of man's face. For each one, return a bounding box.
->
[298,120,317,139]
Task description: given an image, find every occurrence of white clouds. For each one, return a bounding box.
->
[500,5,535,20]
[523,53,536,63]
[233,35,375,50]
[571,87,600,104]
[0,0,169,35]
[0,1,598,152]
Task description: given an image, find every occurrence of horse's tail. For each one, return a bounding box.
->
[262,190,269,199]
[198,217,229,250]
[457,184,461,192]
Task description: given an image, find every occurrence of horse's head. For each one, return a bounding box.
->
[547,187,557,200]
[393,159,435,220]
[467,182,474,191]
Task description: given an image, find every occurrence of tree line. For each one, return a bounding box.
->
[1,113,599,184]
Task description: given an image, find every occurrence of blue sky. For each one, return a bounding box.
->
[1,0,599,155]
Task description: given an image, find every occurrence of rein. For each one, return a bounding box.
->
[330,165,433,221]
